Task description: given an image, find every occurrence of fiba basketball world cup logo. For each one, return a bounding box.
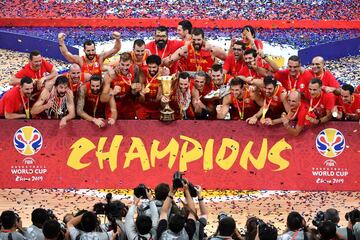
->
[13,126,43,156]
[316,128,345,158]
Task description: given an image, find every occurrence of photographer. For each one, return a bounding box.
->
[278,211,312,240]
[254,221,277,240]
[0,210,27,240]
[244,217,277,240]
[317,221,337,240]
[157,182,196,240]
[323,209,348,239]
[43,219,68,240]
[26,208,50,240]
[353,223,359,240]
[191,185,208,240]
[100,200,128,240]
[245,217,258,240]
[137,183,180,218]
[208,213,238,240]
[124,189,159,240]
[67,211,119,240]
[344,209,360,240]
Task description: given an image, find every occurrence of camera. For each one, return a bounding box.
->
[172,171,198,197]
[93,202,108,215]
[218,212,228,221]
[256,218,266,228]
[173,171,184,189]
[47,209,57,220]
[93,193,127,217]
[14,212,21,222]
[312,211,325,227]
[134,184,148,199]
[258,222,278,240]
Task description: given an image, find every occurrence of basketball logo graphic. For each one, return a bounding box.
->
[316,128,345,158]
[13,126,43,156]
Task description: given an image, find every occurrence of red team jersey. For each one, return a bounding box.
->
[146,40,184,74]
[307,92,335,120]
[336,94,360,118]
[15,59,54,81]
[263,85,287,118]
[64,72,86,96]
[184,45,215,72]
[146,40,184,59]
[81,55,102,75]
[131,51,149,68]
[309,70,340,88]
[356,85,360,94]
[83,82,109,118]
[0,86,31,117]
[287,101,310,127]
[242,39,263,50]
[229,89,259,120]
[238,58,270,79]
[136,69,161,119]
[223,53,246,77]
[111,65,137,119]
[274,69,313,93]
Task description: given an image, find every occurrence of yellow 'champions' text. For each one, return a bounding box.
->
[67,135,292,172]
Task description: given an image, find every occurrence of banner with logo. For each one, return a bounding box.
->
[0,120,358,190]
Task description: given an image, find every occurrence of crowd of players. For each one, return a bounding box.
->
[1,179,360,240]
[1,0,358,20]
[0,22,359,135]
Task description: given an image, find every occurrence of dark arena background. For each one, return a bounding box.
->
[0,0,359,239]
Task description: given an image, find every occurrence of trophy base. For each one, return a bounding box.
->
[160,105,175,122]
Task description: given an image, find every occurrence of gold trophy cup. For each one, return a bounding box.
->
[158,76,175,121]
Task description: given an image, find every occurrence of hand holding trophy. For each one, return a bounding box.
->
[158,75,175,121]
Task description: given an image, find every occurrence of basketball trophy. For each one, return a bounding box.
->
[158,75,175,121]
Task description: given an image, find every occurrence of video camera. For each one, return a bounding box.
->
[258,222,278,240]
[312,211,325,227]
[134,184,149,199]
[93,193,113,215]
[172,171,198,197]
[93,193,127,240]
[93,193,127,218]
[47,209,57,220]
[218,212,229,221]
[256,218,266,228]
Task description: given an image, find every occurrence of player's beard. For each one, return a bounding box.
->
[71,76,80,84]
[86,53,95,61]
[91,89,101,95]
[149,70,158,77]
[156,40,167,49]
[57,91,66,98]
[193,43,202,51]
[180,87,187,94]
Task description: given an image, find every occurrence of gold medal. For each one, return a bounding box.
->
[25,109,30,119]
[240,111,244,120]
[144,87,150,94]
[261,107,268,120]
